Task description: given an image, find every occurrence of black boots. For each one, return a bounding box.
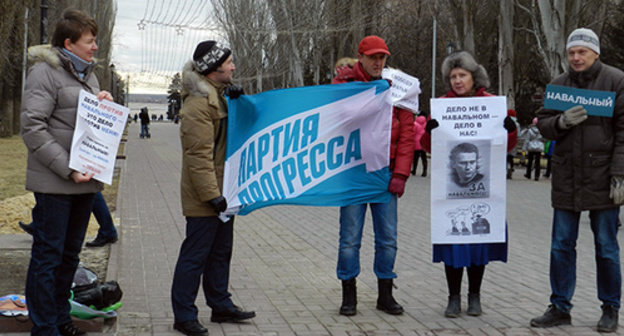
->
[530,304,571,327]
[598,305,619,332]
[444,293,481,317]
[376,279,404,315]
[445,295,461,317]
[340,278,404,316]
[339,278,356,316]
[467,293,482,316]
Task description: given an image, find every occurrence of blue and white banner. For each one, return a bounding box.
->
[223,81,393,215]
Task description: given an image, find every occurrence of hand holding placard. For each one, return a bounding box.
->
[557,105,588,129]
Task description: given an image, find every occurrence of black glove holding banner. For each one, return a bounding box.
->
[208,196,227,213]
[225,85,244,99]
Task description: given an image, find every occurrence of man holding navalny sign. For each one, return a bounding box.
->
[531,28,624,333]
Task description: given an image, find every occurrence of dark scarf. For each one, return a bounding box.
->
[569,60,602,89]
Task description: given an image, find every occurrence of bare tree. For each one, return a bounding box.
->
[0,1,117,137]
[515,0,580,79]
[499,0,515,109]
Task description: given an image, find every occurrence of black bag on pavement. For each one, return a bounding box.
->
[73,280,123,310]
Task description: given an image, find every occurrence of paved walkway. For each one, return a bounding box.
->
[107,122,623,335]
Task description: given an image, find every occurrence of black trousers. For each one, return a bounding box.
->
[411,150,427,175]
[525,151,541,179]
[444,265,485,296]
[171,216,235,322]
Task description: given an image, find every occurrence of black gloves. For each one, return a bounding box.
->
[208,196,227,213]
[504,116,517,133]
[224,85,244,99]
[425,119,439,134]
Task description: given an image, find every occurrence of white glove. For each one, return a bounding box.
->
[557,105,587,129]
[610,175,624,204]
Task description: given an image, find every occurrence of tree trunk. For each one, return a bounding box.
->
[462,0,475,55]
[0,85,15,138]
[499,0,515,109]
[537,0,567,78]
[279,0,304,87]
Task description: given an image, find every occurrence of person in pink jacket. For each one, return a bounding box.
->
[411,115,427,177]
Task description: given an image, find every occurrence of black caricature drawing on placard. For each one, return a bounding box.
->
[446,141,490,199]
[444,202,492,236]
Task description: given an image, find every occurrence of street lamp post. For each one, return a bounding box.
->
[40,0,48,44]
[447,42,455,55]
[110,64,115,100]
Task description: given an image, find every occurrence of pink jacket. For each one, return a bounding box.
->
[413,116,426,151]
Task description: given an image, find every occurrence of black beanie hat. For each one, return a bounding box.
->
[192,40,232,76]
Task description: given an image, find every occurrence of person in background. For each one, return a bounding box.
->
[506,109,520,179]
[19,191,118,247]
[412,115,428,177]
[521,117,544,181]
[331,35,414,316]
[170,40,254,336]
[543,140,555,178]
[420,51,517,318]
[21,8,113,336]
[333,57,357,83]
[139,107,150,138]
[530,28,624,333]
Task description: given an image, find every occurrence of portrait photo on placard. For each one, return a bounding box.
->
[446,140,490,199]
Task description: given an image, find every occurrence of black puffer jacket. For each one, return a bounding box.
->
[537,61,624,211]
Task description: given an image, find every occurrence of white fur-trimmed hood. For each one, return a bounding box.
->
[27,44,98,80]
[182,60,215,98]
[28,45,62,69]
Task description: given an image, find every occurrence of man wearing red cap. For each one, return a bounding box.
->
[332,35,414,316]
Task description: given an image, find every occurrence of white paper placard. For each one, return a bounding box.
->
[430,96,507,244]
[69,90,129,185]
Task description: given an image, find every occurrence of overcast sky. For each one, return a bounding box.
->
[111,1,221,95]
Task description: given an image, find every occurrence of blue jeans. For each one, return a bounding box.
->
[337,194,398,280]
[92,191,117,239]
[140,124,149,137]
[171,216,235,322]
[26,193,95,336]
[550,208,621,312]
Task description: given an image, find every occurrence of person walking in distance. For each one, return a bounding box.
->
[521,117,544,181]
[412,115,428,177]
[139,106,150,138]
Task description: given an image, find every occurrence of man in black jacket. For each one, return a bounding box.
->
[139,107,150,138]
[531,28,624,333]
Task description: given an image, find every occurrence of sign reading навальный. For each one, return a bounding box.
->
[69,90,129,185]
[544,84,615,117]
